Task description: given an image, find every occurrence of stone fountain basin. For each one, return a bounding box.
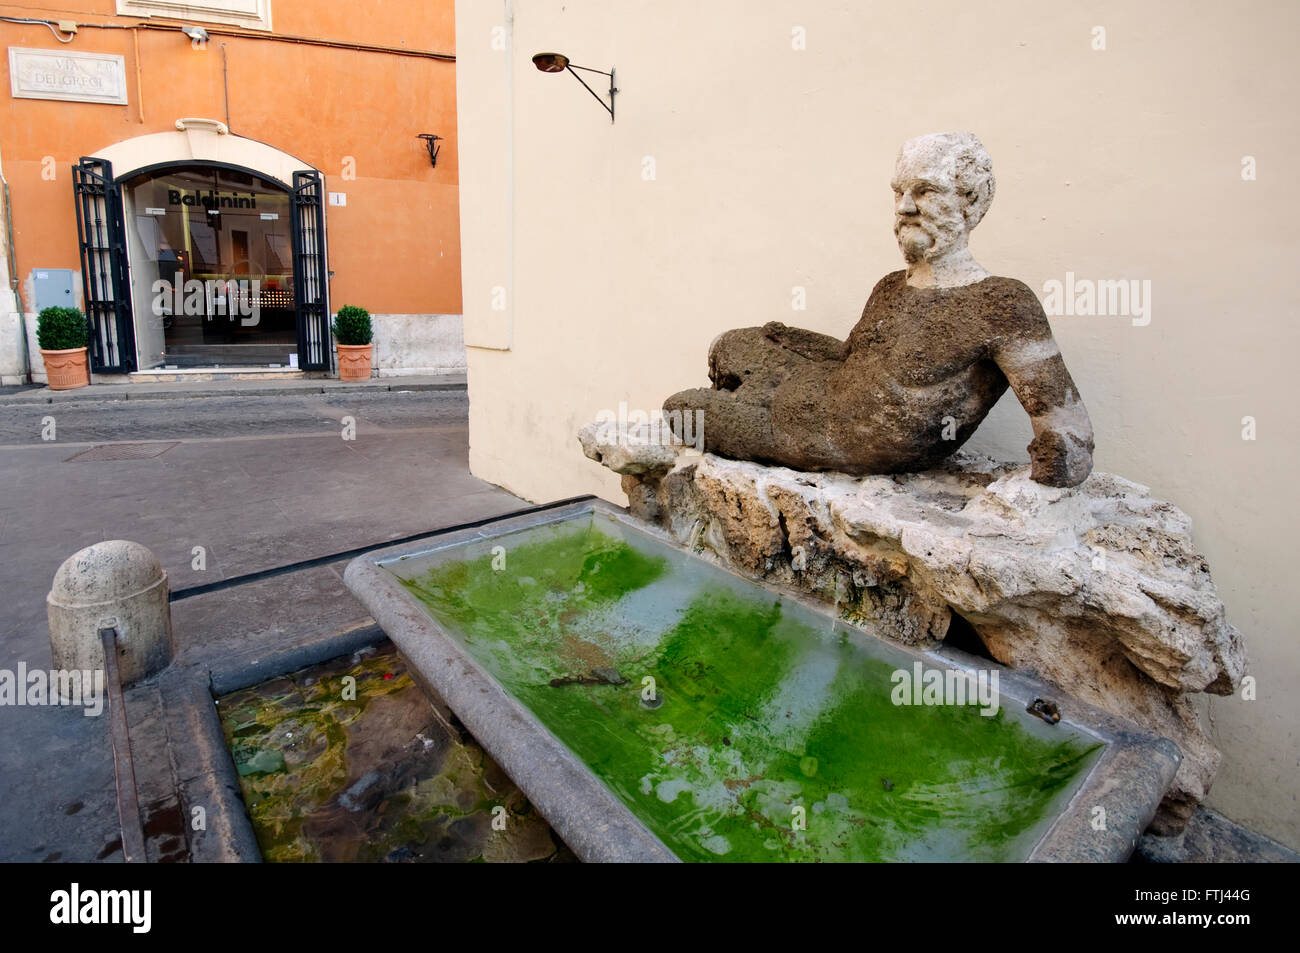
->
[344,499,1178,863]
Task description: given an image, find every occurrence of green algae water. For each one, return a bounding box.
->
[392,515,1103,862]
[218,644,571,862]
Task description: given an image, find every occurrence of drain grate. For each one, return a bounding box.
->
[65,441,180,462]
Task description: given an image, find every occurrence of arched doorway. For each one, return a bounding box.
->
[73,122,330,374]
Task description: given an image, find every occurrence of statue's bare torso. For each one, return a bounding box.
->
[668,270,1091,484]
[776,271,1043,471]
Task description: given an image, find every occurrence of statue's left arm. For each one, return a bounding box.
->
[993,295,1095,487]
[760,322,847,362]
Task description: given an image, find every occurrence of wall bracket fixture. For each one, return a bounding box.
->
[532,52,617,123]
[417,134,443,168]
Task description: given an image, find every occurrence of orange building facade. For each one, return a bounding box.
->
[0,0,461,383]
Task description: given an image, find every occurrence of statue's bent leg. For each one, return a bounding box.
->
[708,327,808,396]
[663,387,778,461]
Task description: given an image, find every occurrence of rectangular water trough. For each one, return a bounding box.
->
[344,498,1179,863]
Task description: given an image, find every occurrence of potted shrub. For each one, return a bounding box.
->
[331,305,373,381]
[36,306,91,390]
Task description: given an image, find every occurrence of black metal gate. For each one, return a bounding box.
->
[291,170,331,371]
[73,157,135,373]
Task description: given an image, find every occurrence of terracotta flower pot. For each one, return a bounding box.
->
[41,347,90,390]
[336,343,373,381]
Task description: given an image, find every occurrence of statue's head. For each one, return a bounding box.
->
[891,132,995,265]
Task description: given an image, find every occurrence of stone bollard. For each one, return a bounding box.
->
[47,540,174,699]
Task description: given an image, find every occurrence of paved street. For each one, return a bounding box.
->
[0,388,469,444]
[0,387,525,861]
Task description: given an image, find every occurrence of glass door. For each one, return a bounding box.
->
[122,165,297,369]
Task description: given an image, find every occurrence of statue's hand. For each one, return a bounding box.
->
[1028,429,1094,488]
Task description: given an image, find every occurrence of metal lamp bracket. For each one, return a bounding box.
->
[417,134,443,168]
[565,64,617,123]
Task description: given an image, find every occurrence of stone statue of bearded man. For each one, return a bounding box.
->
[664,132,1094,487]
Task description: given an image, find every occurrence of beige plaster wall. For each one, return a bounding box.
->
[456,0,1300,848]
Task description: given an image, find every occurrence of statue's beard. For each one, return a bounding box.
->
[895,216,966,263]
[898,230,929,263]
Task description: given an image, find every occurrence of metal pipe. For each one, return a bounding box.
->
[3,176,18,295]
[132,27,144,122]
[0,17,455,61]
[1,174,32,381]
[100,622,148,863]
[221,42,231,130]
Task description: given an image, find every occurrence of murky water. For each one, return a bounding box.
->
[218,643,572,862]
[391,514,1103,862]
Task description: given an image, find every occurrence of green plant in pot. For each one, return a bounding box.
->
[331,305,374,381]
[36,306,91,390]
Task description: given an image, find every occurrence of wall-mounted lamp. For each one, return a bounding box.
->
[417,134,443,168]
[532,52,617,123]
[181,26,209,43]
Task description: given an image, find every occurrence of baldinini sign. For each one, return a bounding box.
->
[168,188,260,210]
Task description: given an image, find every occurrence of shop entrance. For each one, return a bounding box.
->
[124,165,295,368]
[72,156,330,374]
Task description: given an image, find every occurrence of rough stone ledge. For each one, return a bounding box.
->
[1135,807,1300,863]
[580,419,1247,832]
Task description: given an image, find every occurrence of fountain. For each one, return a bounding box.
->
[345,132,1243,860]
